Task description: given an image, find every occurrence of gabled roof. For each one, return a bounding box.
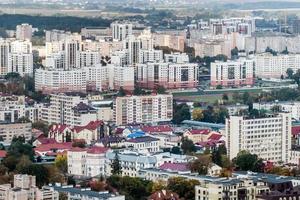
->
[208,133,223,141]
[72,120,104,133]
[34,142,73,152]
[141,125,173,133]
[36,138,57,145]
[188,129,211,135]
[49,124,69,133]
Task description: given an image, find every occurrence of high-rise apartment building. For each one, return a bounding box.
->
[16,24,32,41]
[114,94,173,125]
[225,113,291,163]
[111,22,133,41]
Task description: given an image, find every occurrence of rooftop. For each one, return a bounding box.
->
[126,136,160,143]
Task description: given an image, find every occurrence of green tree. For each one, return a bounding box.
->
[212,145,227,167]
[19,164,49,187]
[181,137,196,154]
[4,72,21,81]
[156,85,166,94]
[32,121,49,135]
[111,152,122,175]
[55,154,68,174]
[15,155,32,172]
[189,154,211,175]
[167,177,199,199]
[192,108,204,121]
[118,87,126,97]
[216,85,222,89]
[233,151,264,172]
[286,68,294,79]
[170,146,181,155]
[231,47,239,58]
[133,85,146,96]
[172,103,191,124]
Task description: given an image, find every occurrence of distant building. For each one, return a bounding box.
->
[210,58,255,87]
[111,22,133,41]
[114,94,173,125]
[16,24,32,41]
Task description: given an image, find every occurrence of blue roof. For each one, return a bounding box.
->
[127,131,145,139]
[182,120,225,129]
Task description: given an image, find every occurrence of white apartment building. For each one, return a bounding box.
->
[124,136,160,153]
[67,147,108,177]
[16,24,32,41]
[255,53,300,78]
[225,113,291,163]
[136,62,198,89]
[35,64,134,94]
[139,49,163,64]
[105,150,158,177]
[45,52,66,69]
[210,58,255,87]
[164,52,189,64]
[8,53,33,77]
[79,50,101,68]
[114,94,173,125]
[111,22,133,41]
[35,68,87,94]
[41,93,97,126]
[0,39,10,76]
[0,122,32,144]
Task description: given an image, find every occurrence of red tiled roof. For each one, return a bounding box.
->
[69,147,86,152]
[292,126,300,136]
[188,129,210,135]
[36,138,57,145]
[159,163,189,172]
[34,142,72,152]
[49,124,69,133]
[208,133,222,141]
[141,125,173,133]
[73,120,104,133]
[0,150,7,158]
[87,146,108,154]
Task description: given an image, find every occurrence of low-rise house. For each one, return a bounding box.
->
[124,136,160,153]
[105,150,157,177]
[34,142,72,157]
[183,129,212,143]
[140,125,173,135]
[67,146,108,177]
[98,136,126,148]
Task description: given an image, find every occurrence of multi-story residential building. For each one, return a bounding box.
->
[153,33,185,52]
[0,94,40,123]
[16,24,32,41]
[111,22,133,41]
[8,53,33,77]
[124,136,160,153]
[136,62,198,89]
[0,174,59,200]
[79,50,101,68]
[210,58,255,87]
[164,52,189,64]
[67,147,108,177]
[226,103,249,115]
[35,64,134,94]
[139,49,163,64]
[225,113,291,163]
[41,93,97,126]
[50,185,124,200]
[45,51,66,69]
[105,150,158,177]
[0,122,32,144]
[114,94,173,125]
[255,53,300,78]
[195,178,269,200]
[0,39,10,76]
